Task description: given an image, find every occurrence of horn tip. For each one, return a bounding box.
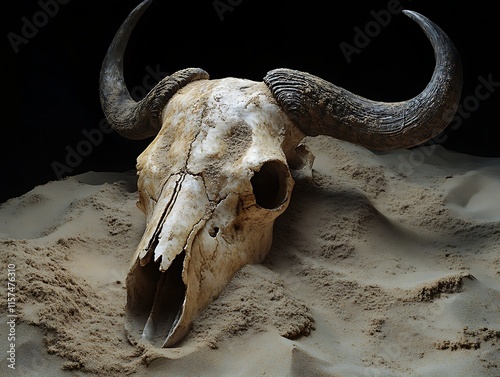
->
[402,10,427,24]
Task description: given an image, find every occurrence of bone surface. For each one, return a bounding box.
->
[126,78,297,347]
[99,0,462,347]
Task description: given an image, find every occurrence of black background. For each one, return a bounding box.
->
[2,0,499,203]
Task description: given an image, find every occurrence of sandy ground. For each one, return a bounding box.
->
[1,136,499,376]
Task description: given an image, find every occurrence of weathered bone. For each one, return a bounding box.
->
[126,78,298,347]
[99,0,462,347]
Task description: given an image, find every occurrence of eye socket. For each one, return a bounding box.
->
[251,161,290,210]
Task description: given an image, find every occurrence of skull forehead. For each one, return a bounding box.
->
[137,77,296,200]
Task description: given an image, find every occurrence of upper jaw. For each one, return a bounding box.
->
[125,173,211,347]
[125,159,294,347]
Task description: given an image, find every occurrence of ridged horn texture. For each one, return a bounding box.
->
[263,10,462,150]
[99,0,209,140]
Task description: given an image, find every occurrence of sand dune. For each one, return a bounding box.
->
[1,136,499,376]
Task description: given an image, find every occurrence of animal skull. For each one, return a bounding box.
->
[99,0,462,347]
[126,78,303,347]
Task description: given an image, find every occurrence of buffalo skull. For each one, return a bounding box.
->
[99,0,462,347]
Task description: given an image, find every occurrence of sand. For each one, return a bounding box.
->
[1,136,499,376]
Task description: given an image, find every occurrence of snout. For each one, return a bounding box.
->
[125,173,211,347]
[125,159,294,347]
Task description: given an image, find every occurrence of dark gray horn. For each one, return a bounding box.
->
[264,10,462,150]
[99,0,209,140]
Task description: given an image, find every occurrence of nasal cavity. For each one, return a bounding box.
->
[251,161,289,210]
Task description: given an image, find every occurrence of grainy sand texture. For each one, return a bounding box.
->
[1,136,499,376]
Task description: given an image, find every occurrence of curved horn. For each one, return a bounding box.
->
[99,0,209,140]
[264,10,462,150]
